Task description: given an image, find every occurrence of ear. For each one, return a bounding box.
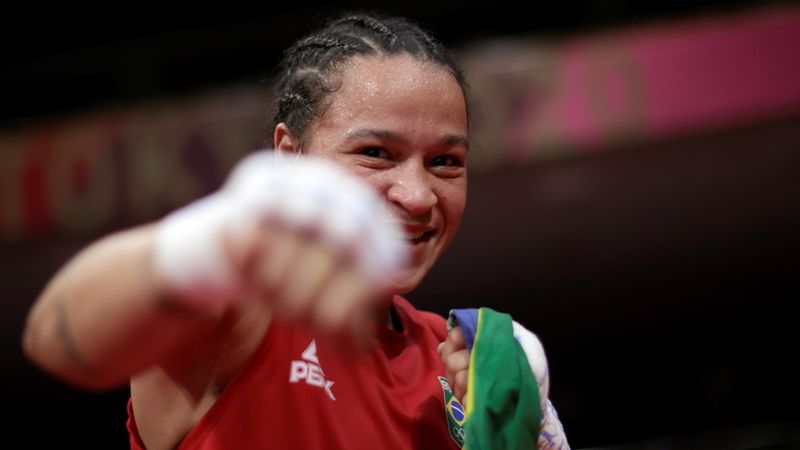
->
[274,123,300,155]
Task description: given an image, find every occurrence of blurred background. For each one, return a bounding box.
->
[2,1,799,448]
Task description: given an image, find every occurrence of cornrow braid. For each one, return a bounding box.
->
[329,14,399,48]
[272,12,470,147]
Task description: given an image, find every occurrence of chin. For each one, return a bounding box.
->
[387,267,428,295]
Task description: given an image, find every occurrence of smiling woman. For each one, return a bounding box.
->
[21,11,567,450]
[275,53,469,295]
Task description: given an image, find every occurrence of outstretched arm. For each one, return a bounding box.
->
[22,224,217,390]
[22,151,405,391]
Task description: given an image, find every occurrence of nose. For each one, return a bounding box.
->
[386,162,437,217]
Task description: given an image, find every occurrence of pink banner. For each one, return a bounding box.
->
[464,5,800,165]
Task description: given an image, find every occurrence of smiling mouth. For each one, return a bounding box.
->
[406,230,435,244]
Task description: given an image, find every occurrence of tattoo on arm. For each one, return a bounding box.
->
[56,298,93,371]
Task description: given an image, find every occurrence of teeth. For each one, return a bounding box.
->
[392,226,432,241]
[406,232,424,241]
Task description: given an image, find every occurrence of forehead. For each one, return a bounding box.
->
[310,54,467,141]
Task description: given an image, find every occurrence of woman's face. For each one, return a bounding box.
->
[295,54,468,294]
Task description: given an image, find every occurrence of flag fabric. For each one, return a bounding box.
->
[448,308,570,450]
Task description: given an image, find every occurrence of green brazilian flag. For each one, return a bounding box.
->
[448,308,542,450]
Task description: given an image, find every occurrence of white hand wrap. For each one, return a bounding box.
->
[153,150,407,314]
[512,321,571,450]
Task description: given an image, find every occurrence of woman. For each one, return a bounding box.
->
[23,12,566,449]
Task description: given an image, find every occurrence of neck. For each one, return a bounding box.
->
[374,295,400,331]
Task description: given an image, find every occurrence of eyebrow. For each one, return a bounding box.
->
[344,129,470,151]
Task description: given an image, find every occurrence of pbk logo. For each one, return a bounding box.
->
[289,340,336,400]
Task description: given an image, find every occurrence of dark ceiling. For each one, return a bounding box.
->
[1,0,792,127]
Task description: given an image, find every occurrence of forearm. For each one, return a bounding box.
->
[22,224,214,390]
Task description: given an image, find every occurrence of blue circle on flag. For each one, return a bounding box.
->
[448,398,465,422]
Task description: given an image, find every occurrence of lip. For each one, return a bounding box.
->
[407,230,435,244]
[400,225,436,242]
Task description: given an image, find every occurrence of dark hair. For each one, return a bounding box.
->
[272,12,470,147]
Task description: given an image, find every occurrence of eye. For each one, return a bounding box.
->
[360,146,390,159]
[430,155,463,167]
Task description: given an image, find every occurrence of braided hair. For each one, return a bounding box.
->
[272,12,470,147]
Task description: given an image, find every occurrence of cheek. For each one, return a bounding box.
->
[309,151,371,185]
[357,170,395,196]
[440,183,467,228]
